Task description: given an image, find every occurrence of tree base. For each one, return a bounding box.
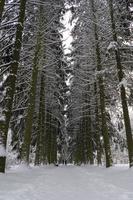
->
[0,156,6,173]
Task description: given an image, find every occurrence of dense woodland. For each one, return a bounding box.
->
[0,0,133,173]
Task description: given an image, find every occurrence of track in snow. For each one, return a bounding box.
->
[0,165,133,200]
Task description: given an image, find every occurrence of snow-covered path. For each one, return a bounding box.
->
[0,165,133,200]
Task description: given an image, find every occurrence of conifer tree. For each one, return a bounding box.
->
[0,0,27,173]
[108,0,133,167]
[21,5,45,164]
[89,0,112,167]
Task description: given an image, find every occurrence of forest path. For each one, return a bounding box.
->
[0,165,133,200]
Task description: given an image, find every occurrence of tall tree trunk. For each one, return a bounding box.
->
[50,123,57,164]
[108,0,133,167]
[0,0,6,22]
[74,121,84,165]
[90,0,112,167]
[0,0,27,173]
[21,5,44,164]
[21,37,42,164]
[46,112,52,164]
[35,73,46,165]
[85,87,94,164]
[94,82,102,165]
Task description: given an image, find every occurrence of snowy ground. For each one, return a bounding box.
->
[0,165,133,200]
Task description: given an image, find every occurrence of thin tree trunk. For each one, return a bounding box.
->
[85,88,94,164]
[108,0,133,167]
[0,0,27,173]
[35,74,46,165]
[21,5,44,164]
[46,112,52,164]
[94,82,102,165]
[21,38,41,164]
[0,0,6,22]
[90,0,112,167]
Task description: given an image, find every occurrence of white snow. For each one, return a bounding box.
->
[107,41,118,51]
[129,107,133,130]
[61,10,73,54]
[0,165,133,200]
[0,115,5,122]
[118,78,128,88]
[0,145,6,157]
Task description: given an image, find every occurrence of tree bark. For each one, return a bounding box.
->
[21,5,44,164]
[0,0,27,173]
[108,0,133,167]
[21,38,41,163]
[94,82,102,165]
[35,74,46,165]
[0,0,6,22]
[90,0,112,167]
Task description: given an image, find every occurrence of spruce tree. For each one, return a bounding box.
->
[0,0,27,173]
[108,0,133,167]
